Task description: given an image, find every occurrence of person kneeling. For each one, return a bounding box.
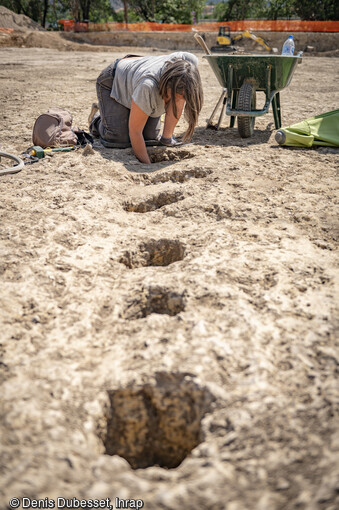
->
[89,52,203,164]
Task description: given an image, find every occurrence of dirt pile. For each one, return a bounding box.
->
[0,29,118,51]
[0,6,44,31]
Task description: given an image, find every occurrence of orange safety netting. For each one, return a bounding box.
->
[58,20,87,32]
[58,20,339,33]
[193,20,339,32]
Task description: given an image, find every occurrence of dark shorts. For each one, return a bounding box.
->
[90,59,161,148]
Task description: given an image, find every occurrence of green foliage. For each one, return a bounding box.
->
[214,2,226,21]
[1,0,114,24]
[160,0,206,24]
[58,0,113,22]
[117,9,143,23]
[214,0,339,21]
[128,0,205,23]
[293,0,339,21]
[1,0,45,23]
[214,0,259,21]
[2,0,338,26]
[47,1,69,26]
[126,0,154,22]
[85,0,113,22]
[264,1,295,20]
[156,0,185,23]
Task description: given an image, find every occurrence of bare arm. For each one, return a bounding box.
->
[162,94,186,139]
[129,100,150,164]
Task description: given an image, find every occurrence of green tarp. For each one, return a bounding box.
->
[275,109,339,147]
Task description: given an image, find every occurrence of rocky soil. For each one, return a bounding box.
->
[0,45,338,510]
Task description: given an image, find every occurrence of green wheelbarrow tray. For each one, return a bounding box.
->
[203,54,302,137]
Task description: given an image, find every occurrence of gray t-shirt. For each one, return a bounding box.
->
[110,52,199,118]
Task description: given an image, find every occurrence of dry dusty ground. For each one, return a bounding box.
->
[0,45,338,510]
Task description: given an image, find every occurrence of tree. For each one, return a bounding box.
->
[293,0,339,20]
[257,0,295,20]
[214,0,338,21]
[57,0,113,22]
[127,0,156,21]
[41,0,48,26]
[127,0,205,23]
[215,0,260,21]
[123,0,128,24]
[70,1,79,20]
[1,0,46,24]
[2,0,338,26]
[158,0,206,24]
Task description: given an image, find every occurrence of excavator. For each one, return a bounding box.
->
[211,26,277,53]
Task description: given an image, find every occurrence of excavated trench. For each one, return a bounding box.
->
[149,148,195,163]
[101,373,215,469]
[120,285,186,319]
[119,238,186,268]
[123,190,185,213]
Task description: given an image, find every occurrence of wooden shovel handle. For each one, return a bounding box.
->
[194,32,211,55]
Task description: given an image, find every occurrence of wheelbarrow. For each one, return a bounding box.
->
[203,54,302,138]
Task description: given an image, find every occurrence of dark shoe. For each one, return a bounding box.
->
[145,139,162,147]
[159,136,183,147]
[88,102,99,127]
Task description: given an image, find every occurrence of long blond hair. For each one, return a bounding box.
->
[159,58,203,141]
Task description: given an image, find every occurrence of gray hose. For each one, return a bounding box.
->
[0,151,24,176]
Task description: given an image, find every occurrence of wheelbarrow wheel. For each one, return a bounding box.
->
[237,82,256,138]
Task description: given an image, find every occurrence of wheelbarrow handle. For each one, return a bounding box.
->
[194,33,211,55]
